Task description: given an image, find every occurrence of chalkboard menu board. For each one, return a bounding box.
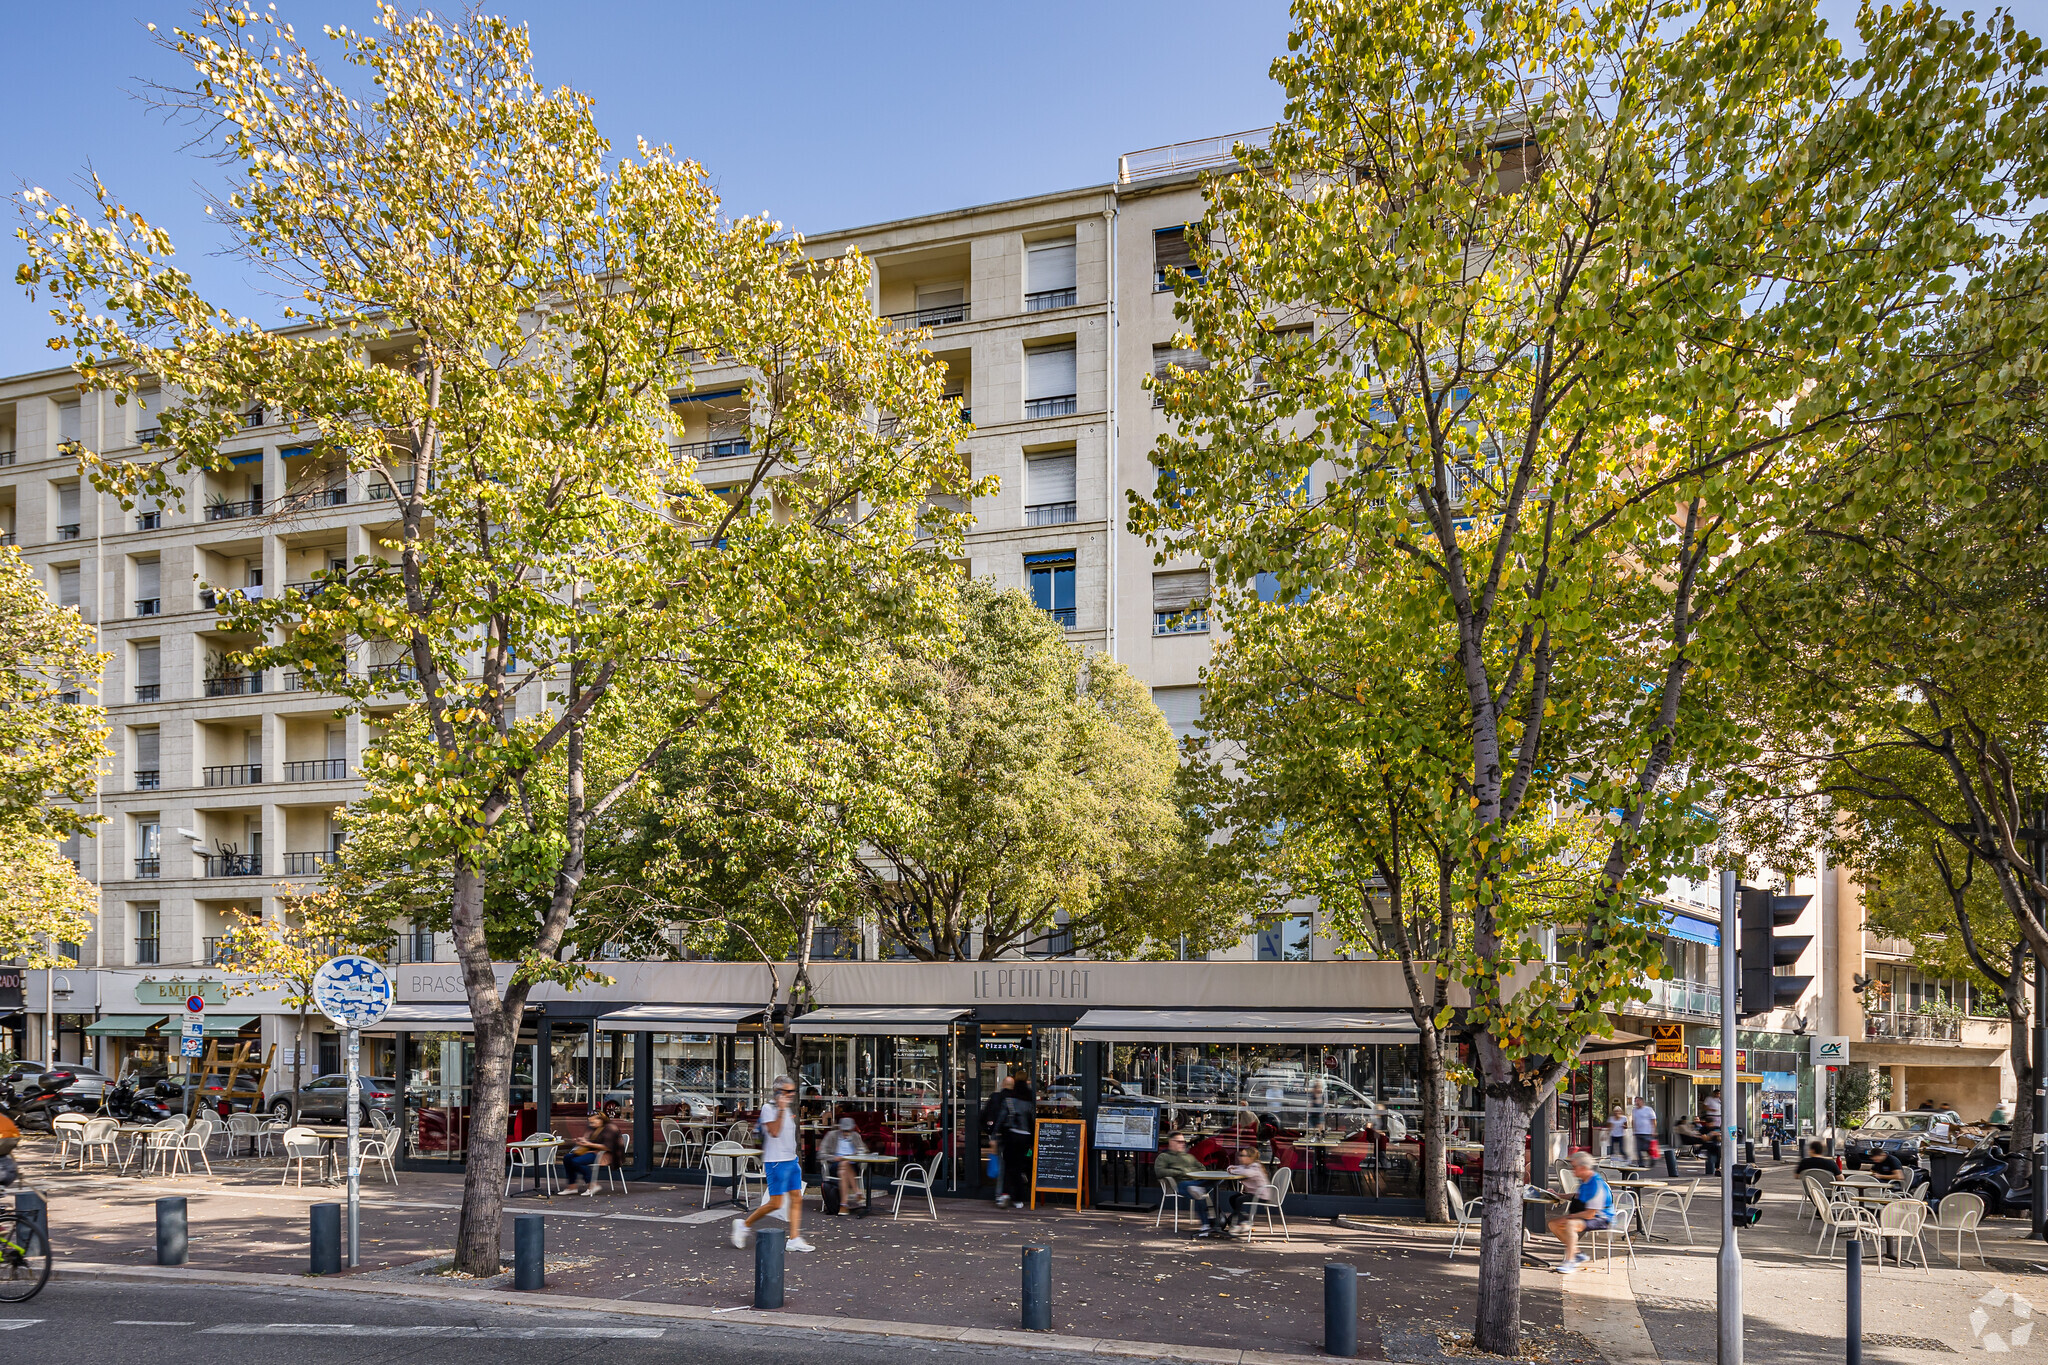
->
[1093,1104,1158,1153]
[1031,1118,1085,1209]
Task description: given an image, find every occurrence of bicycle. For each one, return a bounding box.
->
[0,1154,51,1302]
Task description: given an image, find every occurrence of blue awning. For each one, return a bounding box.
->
[1661,910,1720,947]
[229,451,264,466]
[670,387,746,404]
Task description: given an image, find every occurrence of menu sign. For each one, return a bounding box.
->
[1031,1118,1086,1210]
[1094,1105,1159,1153]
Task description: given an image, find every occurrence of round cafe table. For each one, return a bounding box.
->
[1607,1176,1670,1241]
[838,1152,898,1211]
[1178,1169,1242,1229]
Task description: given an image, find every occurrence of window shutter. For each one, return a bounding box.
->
[135,388,159,423]
[137,557,160,599]
[58,484,79,523]
[56,566,79,608]
[57,401,81,442]
[136,728,160,769]
[1026,452,1077,505]
[1025,345,1077,400]
[1151,568,1211,612]
[1027,240,1077,293]
[1154,226,1195,272]
[327,725,345,761]
[1151,344,1209,378]
[915,286,963,309]
[135,644,160,688]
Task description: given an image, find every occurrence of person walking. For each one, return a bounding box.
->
[997,1072,1036,1209]
[1631,1096,1658,1164]
[980,1072,1014,1195]
[733,1075,813,1253]
[1606,1107,1629,1158]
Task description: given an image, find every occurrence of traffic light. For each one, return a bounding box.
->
[1738,885,1813,1017]
[1728,1163,1764,1227]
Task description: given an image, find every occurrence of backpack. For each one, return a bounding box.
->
[1000,1093,1034,1137]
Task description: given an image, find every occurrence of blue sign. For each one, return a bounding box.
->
[311,955,393,1030]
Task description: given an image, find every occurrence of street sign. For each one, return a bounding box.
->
[185,994,207,1015]
[310,956,393,1030]
[180,1036,204,1058]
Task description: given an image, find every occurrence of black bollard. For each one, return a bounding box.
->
[1743,1140,1756,1166]
[1771,1137,1782,1162]
[1324,1263,1358,1357]
[16,1191,47,1248]
[514,1213,544,1291]
[1022,1245,1051,1331]
[1846,1239,1863,1365]
[1664,1147,1679,1178]
[309,1202,341,1275]
[156,1195,187,1266]
[753,1225,786,1310]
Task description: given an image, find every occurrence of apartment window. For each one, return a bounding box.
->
[134,555,161,616]
[134,818,161,880]
[1151,685,1206,745]
[134,642,161,702]
[1154,225,1200,291]
[1026,551,1076,628]
[1257,912,1312,962]
[1152,568,1211,635]
[56,565,80,610]
[134,386,161,443]
[134,726,160,791]
[911,286,967,327]
[57,400,81,445]
[1151,344,1210,407]
[1025,236,1077,312]
[134,903,161,966]
[1024,450,1077,526]
[56,482,80,540]
[1024,344,1077,419]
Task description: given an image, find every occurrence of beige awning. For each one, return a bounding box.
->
[788,1007,967,1037]
[1071,1009,1418,1044]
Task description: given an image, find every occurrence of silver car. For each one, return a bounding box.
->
[266,1073,398,1123]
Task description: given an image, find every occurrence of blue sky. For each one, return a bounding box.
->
[4,1,2043,377]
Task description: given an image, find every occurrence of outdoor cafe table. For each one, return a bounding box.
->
[1178,1169,1242,1229]
[837,1152,899,1211]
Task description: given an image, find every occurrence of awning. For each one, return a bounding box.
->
[597,1004,762,1034]
[83,1013,168,1037]
[1071,1009,1419,1044]
[789,1007,967,1037]
[359,1002,474,1034]
[202,1014,257,1037]
[1665,1067,1763,1083]
[1580,1029,1654,1062]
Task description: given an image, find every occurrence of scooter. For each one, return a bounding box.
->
[1948,1133,2032,1217]
[1,1070,95,1132]
[99,1076,174,1125]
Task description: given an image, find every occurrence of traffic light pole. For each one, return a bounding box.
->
[1718,869,1742,1365]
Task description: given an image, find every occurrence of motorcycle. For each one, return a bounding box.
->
[1947,1132,2032,1217]
[1,1071,95,1133]
[99,1076,174,1125]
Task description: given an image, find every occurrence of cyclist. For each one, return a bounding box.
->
[0,1106,52,1301]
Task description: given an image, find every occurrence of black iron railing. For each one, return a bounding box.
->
[135,937,160,965]
[283,850,339,876]
[203,674,263,697]
[204,853,262,877]
[883,301,971,328]
[203,763,262,787]
[283,759,346,782]
[134,684,160,702]
[206,499,263,521]
[135,768,160,791]
[1025,288,1076,312]
[133,857,161,879]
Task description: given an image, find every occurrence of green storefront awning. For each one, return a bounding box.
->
[83,1013,168,1037]
[202,1014,257,1037]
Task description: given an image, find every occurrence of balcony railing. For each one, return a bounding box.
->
[134,768,160,791]
[1025,502,1077,527]
[136,426,160,445]
[56,523,80,540]
[283,850,339,876]
[204,853,262,877]
[133,857,161,879]
[135,937,160,965]
[1119,127,1272,184]
[367,476,421,500]
[284,759,346,782]
[669,436,752,462]
[1153,609,1210,636]
[135,598,161,616]
[202,936,239,967]
[883,301,971,328]
[1024,395,1077,419]
[394,931,436,964]
[1641,977,1722,1017]
[283,671,312,692]
[367,662,418,686]
[136,511,161,531]
[205,498,263,521]
[134,684,160,702]
[0,450,14,466]
[1025,288,1076,312]
[0,534,14,547]
[1044,606,1077,628]
[240,408,266,428]
[204,674,264,697]
[203,763,262,787]
[282,486,348,510]
[1866,1013,1962,1042]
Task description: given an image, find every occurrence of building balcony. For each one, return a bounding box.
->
[1044,606,1077,629]
[135,937,160,966]
[367,662,418,687]
[0,450,14,466]
[1025,288,1076,312]
[203,763,262,787]
[203,674,264,697]
[883,301,971,328]
[283,759,346,783]
[56,523,80,540]
[283,850,339,876]
[367,475,429,500]
[134,684,161,703]
[670,436,751,462]
[136,426,160,445]
[1025,502,1077,527]
[1865,1013,1963,1043]
[205,498,263,521]
[281,486,348,511]
[1153,609,1210,636]
[283,671,314,692]
[240,408,267,429]
[133,857,161,879]
[0,534,14,547]
[134,768,160,791]
[202,936,239,967]
[135,598,161,616]
[1024,395,1077,420]
[203,853,262,878]
[200,586,265,610]
[1639,977,1722,1018]
[136,511,161,531]
[392,931,436,964]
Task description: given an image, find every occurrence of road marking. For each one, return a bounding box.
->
[115,1320,196,1325]
[201,1325,663,1338]
[0,1321,44,1329]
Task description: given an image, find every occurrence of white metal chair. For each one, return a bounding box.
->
[1586,1191,1638,1272]
[725,1121,752,1144]
[659,1117,691,1167]
[357,1130,398,1186]
[1874,1198,1929,1270]
[1241,1164,1291,1242]
[889,1152,945,1221]
[1554,1166,1582,1197]
[77,1116,120,1170]
[1447,1182,1484,1259]
[280,1127,328,1187]
[224,1112,268,1157]
[702,1141,760,1208]
[505,1135,561,1196]
[1796,1172,1833,1228]
[1644,1177,1703,1244]
[1816,1190,1878,1259]
[1153,1174,1195,1232]
[51,1114,90,1169]
[1933,1192,1986,1268]
[595,1149,628,1194]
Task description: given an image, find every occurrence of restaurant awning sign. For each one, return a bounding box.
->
[1649,1023,1688,1069]
[1695,1046,1748,1071]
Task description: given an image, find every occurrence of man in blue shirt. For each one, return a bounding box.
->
[1547,1151,1613,1273]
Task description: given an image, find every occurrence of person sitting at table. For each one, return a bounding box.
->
[1154,1131,1220,1236]
[1545,1151,1612,1274]
[1794,1139,1842,1181]
[820,1111,870,1214]
[562,1112,622,1198]
[1223,1147,1277,1235]
[1867,1147,1910,1187]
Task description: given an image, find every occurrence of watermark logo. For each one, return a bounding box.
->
[1971,1288,2032,1353]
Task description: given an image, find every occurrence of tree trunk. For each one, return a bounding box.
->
[454,999,516,1276]
[2009,950,2033,1161]
[1417,1022,1451,1223]
[1474,1085,1536,1354]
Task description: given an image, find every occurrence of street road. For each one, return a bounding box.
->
[0,1280,1132,1365]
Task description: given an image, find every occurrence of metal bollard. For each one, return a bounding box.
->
[1664,1147,1679,1178]
[309,1202,341,1275]
[753,1225,786,1310]
[514,1213,544,1291]
[1022,1245,1051,1331]
[16,1191,48,1248]
[156,1195,187,1266]
[1771,1137,1782,1162]
[1324,1263,1358,1357]
[1846,1239,1863,1365]
[1743,1140,1756,1166]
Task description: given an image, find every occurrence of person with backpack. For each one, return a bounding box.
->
[996,1072,1035,1209]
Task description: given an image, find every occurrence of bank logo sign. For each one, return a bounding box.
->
[1812,1035,1851,1065]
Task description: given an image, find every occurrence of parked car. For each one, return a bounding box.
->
[1844,1110,1963,1169]
[266,1073,398,1122]
[11,1062,109,1105]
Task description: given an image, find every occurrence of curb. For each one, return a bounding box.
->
[53,1261,1338,1365]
